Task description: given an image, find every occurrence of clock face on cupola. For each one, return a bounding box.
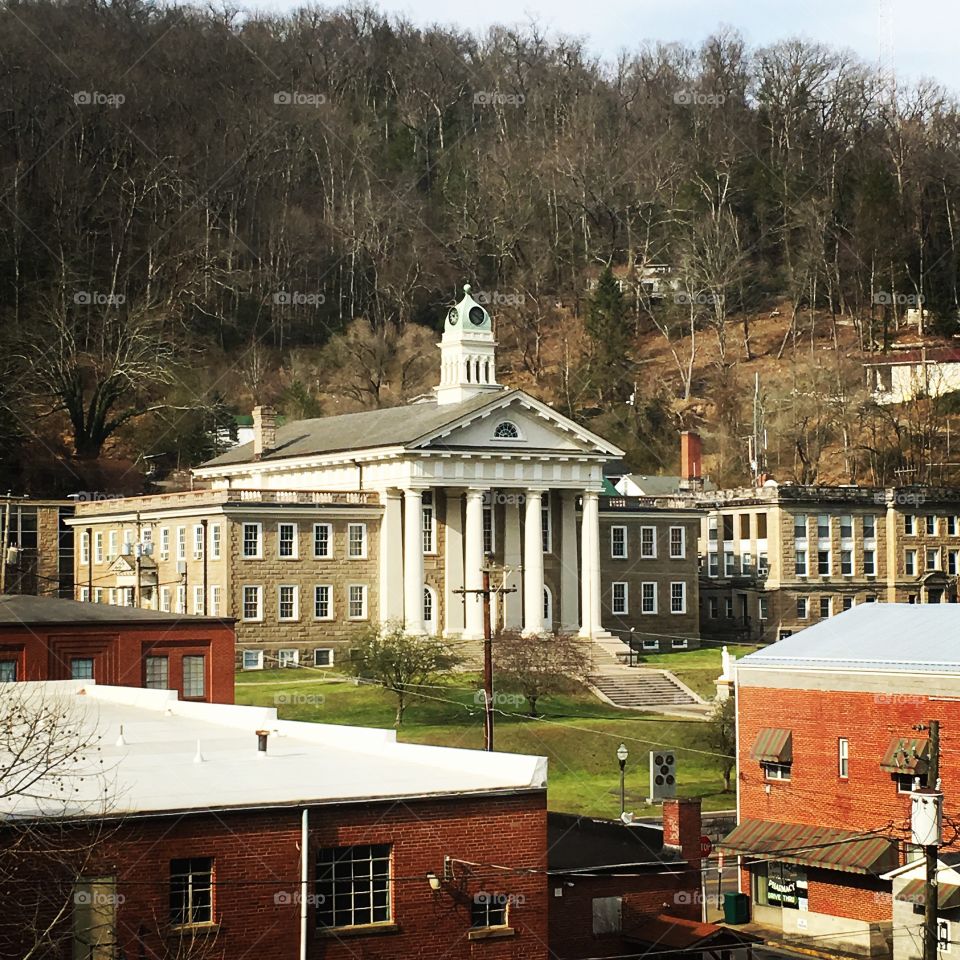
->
[444,284,491,333]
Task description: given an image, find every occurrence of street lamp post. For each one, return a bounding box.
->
[617,743,629,817]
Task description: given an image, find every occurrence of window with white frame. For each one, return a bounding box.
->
[724,552,736,577]
[160,587,170,612]
[950,550,960,576]
[927,515,937,536]
[348,524,366,559]
[671,638,688,649]
[794,513,808,540]
[795,549,808,577]
[742,551,753,573]
[758,552,769,575]
[927,548,941,571]
[905,549,917,576]
[611,526,627,559]
[242,523,262,559]
[209,585,221,616]
[242,650,264,671]
[242,585,263,621]
[79,586,90,602]
[839,515,853,539]
[817,514,830,539]
[670,582,686,614]
[642,638,659,650]
[108,588,116,606]
[123,528,134,548]
[950,516,958,536]
[541,495,552,553]
[543,585,553,630]
[611,582,628,615]
[192,585,204,615]
[176,585,186,614]
[708,517,718,542]
[183,656,205,698]
[348,584,367,619]
[314,648,334,667]
[278,585,299,621]
[904,515,916,535]
[423,585,437,631]
[838,737,849,778]
[796,596,808,619]
[278,649,299,668]
[94,588,103,603]
[193,525,204,559]
[278,522,298,559]
[863,515,877,539]
[108,530,118,560]
[669,526,685,559]
[176,526,186,561]
[641,582,657,614]
[159,528,169,560]
[819,596,831,618]
[80,532,90,564]
[315,844,391,929]
[95,532,104,564]
[640,526,656,558]
[708,552,718,577]
[864,549,876,576]
[759,596,769,620]
[145,656,168,689]
[422,493,435,554]
[817,549,831,576]
[211,523,221,560]
[840,550,852,576]
[312,523,332,558]
[724,597,733,618]
[708,597,719,619]
[314,585,333,620]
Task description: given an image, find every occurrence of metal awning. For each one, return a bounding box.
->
[879,737,930,774]
[719,819,897,875]
[749,728,793,763]
[896,879,960,911]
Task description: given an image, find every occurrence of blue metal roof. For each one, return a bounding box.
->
[740,603,960,674]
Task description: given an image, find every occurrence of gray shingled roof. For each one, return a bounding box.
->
[0,595,232,626]
[201,391,518,468]
[622,474,718,496]
[739,604,960,673]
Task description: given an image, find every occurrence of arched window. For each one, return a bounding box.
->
[542,585,553,632]
[423,586,437,635]
[493,420,521,440]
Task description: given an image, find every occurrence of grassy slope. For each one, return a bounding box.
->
[234,647,751,818]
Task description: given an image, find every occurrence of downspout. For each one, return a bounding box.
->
[300,807,308,960]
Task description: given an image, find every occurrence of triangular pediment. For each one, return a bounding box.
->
[410,392,624,457]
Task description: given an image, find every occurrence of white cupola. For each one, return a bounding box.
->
[435,284,504,405]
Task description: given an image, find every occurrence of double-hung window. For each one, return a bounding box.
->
[242,585,263,621]
[242,523,262,559]
[314,523,332,559]
[278,522,298,559]
[611,582,628,615]
[611,526,627,559]
[422,493,435,554]
[348,524,367,559]
[669,526,685,559]
[640,526,656,558]
[641,582,657,614]
[670,582,686,614]
[314,585,333,620]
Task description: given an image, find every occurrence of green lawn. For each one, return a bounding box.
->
[235,667,737,818]
[633,645,760,699]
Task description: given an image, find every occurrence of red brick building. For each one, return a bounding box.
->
[722,603,960,957]
[1,682,549,960]
[0,594,235,702]
[546,800,705,960]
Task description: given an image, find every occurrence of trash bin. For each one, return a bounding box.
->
[723,891,750,925]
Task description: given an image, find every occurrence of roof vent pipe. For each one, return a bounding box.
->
[256,729,269,756]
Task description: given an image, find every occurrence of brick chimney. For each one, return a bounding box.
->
[680,431,702,482]
[662,797,702,865]
[252,406,277,460]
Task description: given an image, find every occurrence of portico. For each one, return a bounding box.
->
[192,284,624,641]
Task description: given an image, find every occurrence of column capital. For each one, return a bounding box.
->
[581,489,600,502]
[524,486,547,498]
[464,487,488,502]
[402,484,430,495]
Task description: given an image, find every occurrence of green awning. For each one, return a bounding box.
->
[719,819,897,876]
[749,728,793,764]
[896,879,960,911]
[880,737,930,774]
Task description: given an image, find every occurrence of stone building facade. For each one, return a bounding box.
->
[69,285,703,666]
[697,485,960,644]
[0,497,75,598]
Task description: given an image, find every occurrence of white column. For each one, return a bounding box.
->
[559,491,579,631]
[403,488,425,634]
[463,488,486,639]
[379,490,404,624]
[503,494,523,628]
[579,490,603,638]
[523,489,546,635]
[443,490,465,636]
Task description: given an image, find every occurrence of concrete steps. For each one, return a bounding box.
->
[588,670,701,709]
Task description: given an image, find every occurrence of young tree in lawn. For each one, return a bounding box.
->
[703,695,737,792]
[350,622,461,726]
[492,631,592,718]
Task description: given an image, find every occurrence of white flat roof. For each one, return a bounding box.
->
[2,682,547,820]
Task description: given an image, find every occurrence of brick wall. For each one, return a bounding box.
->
[737,683,960,922]
[3,792,548,960]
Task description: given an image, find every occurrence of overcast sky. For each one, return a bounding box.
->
[246,0,960,94]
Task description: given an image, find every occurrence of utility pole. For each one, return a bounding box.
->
[922,719,941,960]
[134,512,142,608]
[0,494,11,594]
[86,526,93,600]
[455,553,516,752]
[201,518,209,615]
